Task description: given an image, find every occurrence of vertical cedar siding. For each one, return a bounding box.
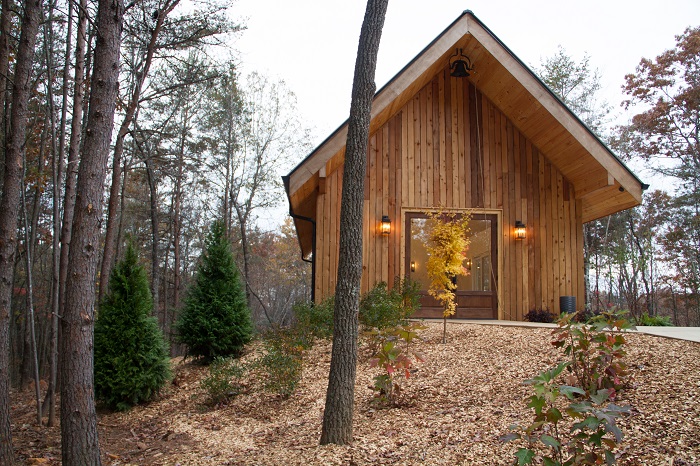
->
[315,66,583,320]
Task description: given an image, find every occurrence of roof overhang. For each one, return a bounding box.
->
[285,10,646,258]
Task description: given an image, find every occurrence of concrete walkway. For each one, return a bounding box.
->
[441,319,700,343]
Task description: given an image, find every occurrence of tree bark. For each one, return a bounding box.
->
[0,0,10,191]
[21,183,41,424]
[46,0,76,427]
[53,0,88,429]
[60,0,123,463]
[145,155,161,314]
[0,0,42,461]
[99,0,180,301]
[173,105,188,311]
[320,0,388,446]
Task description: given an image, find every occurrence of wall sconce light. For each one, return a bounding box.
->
[515,220,526,240]
[380,215,391,235]
[465,257,472,271]
[410,261,416,272]
[449,48,474,78]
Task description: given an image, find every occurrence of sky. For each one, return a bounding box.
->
[226,0,699,226]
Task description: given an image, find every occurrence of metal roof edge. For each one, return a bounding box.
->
[465,12,647,191]
[286,9,646,195]
[286,10,473,184]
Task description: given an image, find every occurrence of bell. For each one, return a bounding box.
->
[450,59,471,78]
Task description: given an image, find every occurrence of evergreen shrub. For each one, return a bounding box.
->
[94,242,171,411]
[257,329,304,398]
[176,220,252,362]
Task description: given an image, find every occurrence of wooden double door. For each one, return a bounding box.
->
[405,212,498,319]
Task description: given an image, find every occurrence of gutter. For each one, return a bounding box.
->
[282,175,316,303]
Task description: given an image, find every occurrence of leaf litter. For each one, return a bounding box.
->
[10,322,700,465]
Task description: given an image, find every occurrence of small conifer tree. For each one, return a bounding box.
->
[176,220,252,361]
[94,241,171,411]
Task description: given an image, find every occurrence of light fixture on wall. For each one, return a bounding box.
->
[410,261,416,272]
[465,257,472,271]
[380,215,391,235]
[515,220,526,240]
[449,48,474,78]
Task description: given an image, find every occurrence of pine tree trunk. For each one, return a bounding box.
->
[0,0,10,189]
[320,0,388,446]
[0,0,42,461]
[173,105,187,311]
[145,156,161,315]
[98,1,176,301]
[46,0,76,426]
[60,0,123,462]
[53,0,88,428]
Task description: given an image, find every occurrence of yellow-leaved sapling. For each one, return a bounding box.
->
[425,209,471,343]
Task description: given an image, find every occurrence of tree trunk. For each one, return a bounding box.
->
[145,155,161,314]
[0,0,10,191]
[235,208,253,305]
[162,205,172,348]
[21,184,41,424]
[173,106,188,311]
[46,0,75,427]
[52,0,87,429]
[320,0,388,446]
[99,0,179,301]
[60,0,123,462]
[0,0,42,461]
[20,115,45,390]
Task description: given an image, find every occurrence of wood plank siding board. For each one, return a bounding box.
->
[432,79,441,207]
[319,82,578,319]
[388,118,396,282]
[285,11,644,318]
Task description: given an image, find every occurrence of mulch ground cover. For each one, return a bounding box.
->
[10,322,700,465]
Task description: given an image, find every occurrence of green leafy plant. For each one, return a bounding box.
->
[552,310,633,397]
[636,312,672,326]
[256,328,304,398]
[293,296,335,341]
[176,220,253,362]
[503,309,633,464]
[94,241,171,411]
[525,307,556,323]
[359,277,421,330]
[502,362,630,465]
[200,357,246,405]
[368,323,426,405]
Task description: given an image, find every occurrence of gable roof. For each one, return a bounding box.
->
[284,10,646,258]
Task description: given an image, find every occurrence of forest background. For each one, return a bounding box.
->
[0,0,698,460]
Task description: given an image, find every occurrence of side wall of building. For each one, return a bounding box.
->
[314,66,585,320]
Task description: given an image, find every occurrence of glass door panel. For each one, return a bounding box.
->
[406,212,498,319]
[408,217,492,291]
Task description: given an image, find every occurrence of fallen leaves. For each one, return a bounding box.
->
[9,322,700,465]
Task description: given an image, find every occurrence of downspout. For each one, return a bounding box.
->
[282,175,316,303]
